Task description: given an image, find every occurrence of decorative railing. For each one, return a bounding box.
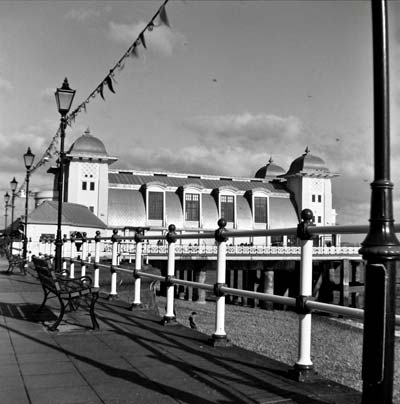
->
[101,242,361,258]
[26,212,400,387]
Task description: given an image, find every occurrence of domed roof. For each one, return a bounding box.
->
[68,128,108,157]
[283,147,329,177]
[255,157,286,179]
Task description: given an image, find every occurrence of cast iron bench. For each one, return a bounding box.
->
[32,256,100,331]
[4,248,25,274]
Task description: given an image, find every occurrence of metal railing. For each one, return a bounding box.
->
[30,213,400,385]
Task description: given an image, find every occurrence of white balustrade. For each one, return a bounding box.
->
[133,238,142,307]
[164,236,176,323]
[94,232,101,288]
[109,231,118,298]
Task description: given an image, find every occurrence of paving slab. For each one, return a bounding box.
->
[0,260,362,404]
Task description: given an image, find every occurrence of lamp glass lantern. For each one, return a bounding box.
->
[23,147,35,170]
[4,192,10,205]
[55,78,76,115]
[10,177,18,192]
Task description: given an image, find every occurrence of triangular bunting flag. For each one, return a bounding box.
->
[117,60,125,71]
[159,5,170,27]
[130,43,139,58]
[99,83,105,100]
[139,32,147,49]
[106,75,116,94]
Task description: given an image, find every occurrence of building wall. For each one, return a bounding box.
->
[66,160,109,222]
[286,176,335,226]
[59,139,337,246]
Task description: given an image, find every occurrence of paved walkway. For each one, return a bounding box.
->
[0,259,361,404]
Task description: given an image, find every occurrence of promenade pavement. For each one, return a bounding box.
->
[0,258,361,404]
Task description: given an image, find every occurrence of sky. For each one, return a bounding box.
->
[1,0,400,238]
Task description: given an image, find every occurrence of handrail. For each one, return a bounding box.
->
[52,222,400,245]
[36,213,400,389]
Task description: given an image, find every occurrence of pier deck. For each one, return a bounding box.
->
[0,258,361,404]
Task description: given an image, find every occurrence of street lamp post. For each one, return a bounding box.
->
[54,78,76,272]
[4,192,10,234]
[22,147,35,267]
[10,177,18,235]
[359,1,400,403]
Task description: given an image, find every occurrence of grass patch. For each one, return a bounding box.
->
[156,296,400,403]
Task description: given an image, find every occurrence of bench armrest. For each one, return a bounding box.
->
[57,275,93,291]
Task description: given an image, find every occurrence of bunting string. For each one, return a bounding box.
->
[17,0,170,194]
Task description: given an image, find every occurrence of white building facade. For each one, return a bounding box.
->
[30,130,338,247]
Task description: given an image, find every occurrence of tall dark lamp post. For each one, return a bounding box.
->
[10,177,18,235]
[22,147,35,266]
[54,78,76,272]
[4,192,10,234]
[359,1,400,403]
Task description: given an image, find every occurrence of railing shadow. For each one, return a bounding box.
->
[93,299,349,404]
[0,298,339,404]
[0,302,57,323]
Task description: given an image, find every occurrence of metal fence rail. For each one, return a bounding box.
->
[31,214,400,384]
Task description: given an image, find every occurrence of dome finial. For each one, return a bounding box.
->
[268,156,273,164]
[84,127,90,136]
[304,146,310,155]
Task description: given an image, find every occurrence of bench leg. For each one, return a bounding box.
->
[36,290,50,313]
[49,298,66,331]
[20,261,26,275]
[89,292,100,330]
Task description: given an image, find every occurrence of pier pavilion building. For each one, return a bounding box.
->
[20,129,362,308]
[40,129,339,247]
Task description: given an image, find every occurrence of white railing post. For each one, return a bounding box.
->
[61,235,67,275]
[69,234,76,279]
[27,237,32,263]
[44,239,48,257]
[94,231,101,288]
[211,219,230,346]
[292,209,316,381]
[131,229,143,308]
[80,232,87,277]
[109,229,118,299]
[38,238,43,256]
[162,224,177,325]
[45,238,49,257]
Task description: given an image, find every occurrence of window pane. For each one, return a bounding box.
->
[254,197,267,223]
[221,195,234,222]
[82,182,87,190]
[148,192,163,220]
[185,193,199,221]
[271,235,283,246]
[90,182,95,191]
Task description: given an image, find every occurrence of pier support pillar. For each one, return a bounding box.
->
[260,268,274,310]
[195,268,207,303]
